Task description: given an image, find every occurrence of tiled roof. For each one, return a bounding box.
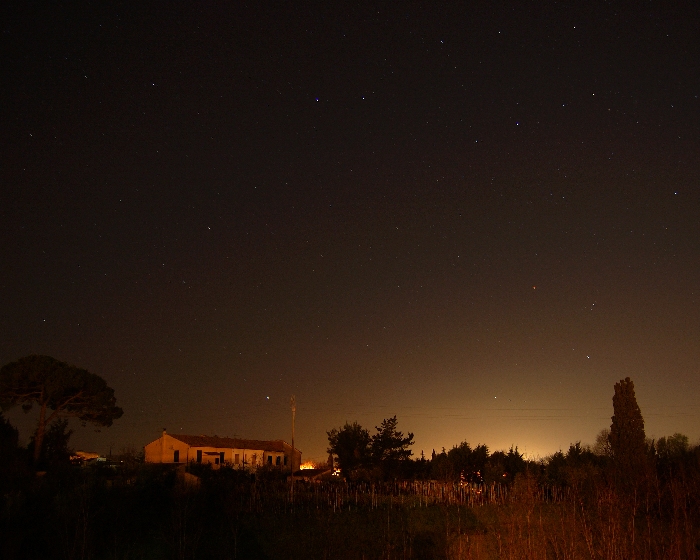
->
[167,434,296,453]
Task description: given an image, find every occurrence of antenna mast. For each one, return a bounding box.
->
[290,395,296,503]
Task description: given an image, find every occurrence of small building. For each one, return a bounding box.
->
[144,430,301,471]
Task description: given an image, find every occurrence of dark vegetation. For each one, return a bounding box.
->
[1,369,700,559]
[0,355,123,463]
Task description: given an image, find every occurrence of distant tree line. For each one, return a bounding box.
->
[327,414,530,483]
[326,377,700,490]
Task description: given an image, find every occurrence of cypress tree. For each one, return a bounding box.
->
[609,377,647,484]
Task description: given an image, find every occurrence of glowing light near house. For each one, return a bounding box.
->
[300,461,315,470]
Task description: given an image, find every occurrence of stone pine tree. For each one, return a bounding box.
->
[0,355,123,463]
[609,377,647,481]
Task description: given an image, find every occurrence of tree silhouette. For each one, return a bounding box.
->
[0,355,123,463]
[447,441,489,483]
[28,418,73,468]
[0,412,18,455]
[609,377,647,482]
[656,433,689,460]
[431,448,454,482]
[371,416,414,462]
[327,422,370,477]
[593,428,613,458]
[371,416,414,479]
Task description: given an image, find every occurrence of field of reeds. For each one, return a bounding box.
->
[2,462,698,559]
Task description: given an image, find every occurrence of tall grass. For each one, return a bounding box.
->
[1,464,698,559]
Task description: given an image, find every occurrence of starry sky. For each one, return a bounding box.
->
[1,2,699,461]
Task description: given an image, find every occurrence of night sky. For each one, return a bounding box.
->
[2,3,699,461]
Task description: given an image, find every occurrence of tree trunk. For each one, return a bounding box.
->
[33,402,47,464]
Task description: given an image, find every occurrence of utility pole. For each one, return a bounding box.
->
[290,395,296,504]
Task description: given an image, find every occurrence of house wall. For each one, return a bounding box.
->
[263,451,286,467]
[144,434,191,463]
[191,446,231,465]
[143,435,301,471]
[290,448,302,471]
[260,448,301,471]
[185,447,266,469]
[231,448,264,469]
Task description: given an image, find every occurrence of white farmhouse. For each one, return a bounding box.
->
[144,430,301,471]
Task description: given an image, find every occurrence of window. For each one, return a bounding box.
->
[276,455,281,466]
[197,450,202,463]
[268,455,272,464]
[220,452,225,464]
[284,456,287,466]
[234,453,240,465]
[174,450,180,463]
[215,457,219,465]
